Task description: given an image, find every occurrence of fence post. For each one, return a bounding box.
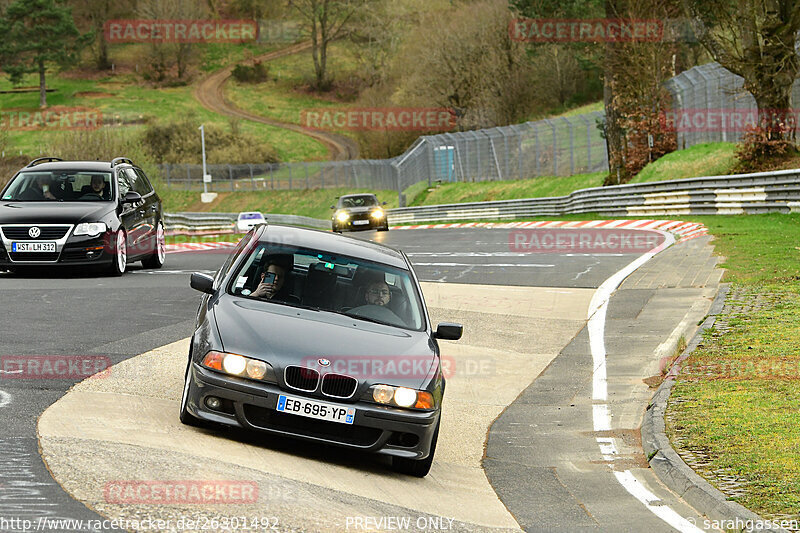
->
[305,162,309,189]
[320,166,325,188]
[562,117,574,175]
[288,164,293,190]
[165,164,170,188]
[249,164,254,190]
[534,123,540,176]
[229,165,234,191]
[186,164,191,191]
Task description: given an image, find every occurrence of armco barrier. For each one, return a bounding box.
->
[164,212,329,234]
[165,169,800,233]
[385,168,800,224]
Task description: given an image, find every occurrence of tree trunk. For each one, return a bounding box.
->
[38,60,47,108]
[753,92,794,142]
[603,0,627,184]
[97,32,110,70]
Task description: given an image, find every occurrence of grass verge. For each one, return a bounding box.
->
[159,188,398,219]
[662,213,800,519]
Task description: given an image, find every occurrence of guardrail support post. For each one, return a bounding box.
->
[228,165,234,191]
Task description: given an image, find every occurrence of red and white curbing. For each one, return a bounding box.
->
[164,219,709,253]
[389,219,709,242]
[165,241,237,254]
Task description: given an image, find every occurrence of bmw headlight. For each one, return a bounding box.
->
[370,209,385,219]
[364,384,435,410]
[336,211,350,222]
[201,351,276,383]
[74,222,107,237]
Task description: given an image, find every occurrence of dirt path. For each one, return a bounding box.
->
[193,41,360,161]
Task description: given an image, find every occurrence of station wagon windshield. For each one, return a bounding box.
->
[2,171,114,202]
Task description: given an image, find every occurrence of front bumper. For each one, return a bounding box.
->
[186,364,439,459]
[332,218,388,232]
[0,232,114,266]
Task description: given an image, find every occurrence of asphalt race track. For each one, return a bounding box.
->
[0,227,721,532]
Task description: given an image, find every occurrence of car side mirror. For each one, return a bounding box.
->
[382,201,387,206]
[121,191,142,204]
[190,272,215,294]
[434,322,463,340]
[330,205,336,209]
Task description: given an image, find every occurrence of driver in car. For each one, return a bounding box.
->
[89,175,107,199]
[251,254,295,301]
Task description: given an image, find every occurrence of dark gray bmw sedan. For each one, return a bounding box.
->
[181,224,462,476]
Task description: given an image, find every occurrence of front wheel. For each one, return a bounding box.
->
[391,419,439,477]
[107,229,127,277]
[142,222,166,269]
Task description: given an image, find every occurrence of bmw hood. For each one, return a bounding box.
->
[212,296,437,390]
[0,202,115,225]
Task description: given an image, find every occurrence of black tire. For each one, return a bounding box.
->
[141,222,166,269]
[391,419,439,477]
[107,229,127,276]
[378,225,389,232]
[179,355,204,427]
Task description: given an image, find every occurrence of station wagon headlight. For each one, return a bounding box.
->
[201,351,276,382]
[74,222,107,237]
[336,211,350,222]
[366,384,435,410]
[370,209,385,219]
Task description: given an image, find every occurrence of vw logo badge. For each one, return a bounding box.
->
[28,227,41,239]
[318,358,331,367]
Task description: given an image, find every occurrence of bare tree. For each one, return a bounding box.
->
[683,0,800,140]
[287,0,365,91]
[70,0,135,70]
[137,0,206,83]
[397,0,535,130]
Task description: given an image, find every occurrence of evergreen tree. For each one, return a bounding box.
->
[0,0,92,107]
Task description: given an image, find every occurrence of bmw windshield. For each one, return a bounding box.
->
[228,242,425,331]
[2,171,114,202]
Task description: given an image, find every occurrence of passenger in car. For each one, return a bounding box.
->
[20,175,57,201]
[251,254,296,301]
[364,278,392,307]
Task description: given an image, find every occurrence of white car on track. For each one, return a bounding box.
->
[235,212,266,233]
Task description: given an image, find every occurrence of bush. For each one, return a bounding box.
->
[141,115,278,165]
[232,61,269,83]
[734,123,798,173]
[0,155,30,189]
[44,128,159,183]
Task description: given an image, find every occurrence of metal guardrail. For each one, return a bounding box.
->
[164,169,800,233]
[164,212,329,234]
[385,168,800,224]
